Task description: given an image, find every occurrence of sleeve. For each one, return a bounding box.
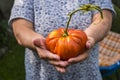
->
[90,0,116,16]
[8,0,34,26]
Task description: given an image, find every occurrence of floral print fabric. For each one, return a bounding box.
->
[9,0,115,80]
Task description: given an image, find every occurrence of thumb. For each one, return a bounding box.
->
[86,37,95,49]
[33,38,46,49]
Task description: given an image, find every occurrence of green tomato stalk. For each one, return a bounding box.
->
[63,4,103,37]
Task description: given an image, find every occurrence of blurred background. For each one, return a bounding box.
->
[0,0,120,80]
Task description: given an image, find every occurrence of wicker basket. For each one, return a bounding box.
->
[99,31,120,67]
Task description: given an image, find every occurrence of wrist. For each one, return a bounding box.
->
[84,29,96,41]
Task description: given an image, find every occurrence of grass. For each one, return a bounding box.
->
[111,5,120,33]
[102,69,120,80]
[0,39,25,80]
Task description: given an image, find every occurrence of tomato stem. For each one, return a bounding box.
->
[64,4,103,36]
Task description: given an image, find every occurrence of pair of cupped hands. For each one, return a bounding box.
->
[33,36,95,73]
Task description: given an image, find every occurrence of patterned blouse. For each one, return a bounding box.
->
[9,0,115,80]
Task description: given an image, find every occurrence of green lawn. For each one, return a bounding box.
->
[102,69,120,80]
[0,40,25,80]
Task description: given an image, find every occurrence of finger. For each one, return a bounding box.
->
[68,51,89,64]
[41,52,60,60]
[55,66,66,73]
[49,60,69,67]
[37,48,60,60]
[45,52,60,60]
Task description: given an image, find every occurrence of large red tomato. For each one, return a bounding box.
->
[45,28,88,60]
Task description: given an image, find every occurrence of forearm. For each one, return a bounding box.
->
[85,10,113,43]
[12,19,44,49]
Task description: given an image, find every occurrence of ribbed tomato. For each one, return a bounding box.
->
[45,28,88,60]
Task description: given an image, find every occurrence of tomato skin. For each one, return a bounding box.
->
[45,28,88,60]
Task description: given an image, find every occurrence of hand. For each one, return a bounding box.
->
[33,38,69,73]
[67,37,95,64]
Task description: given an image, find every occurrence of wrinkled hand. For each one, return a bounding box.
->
[33,38,69,73]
